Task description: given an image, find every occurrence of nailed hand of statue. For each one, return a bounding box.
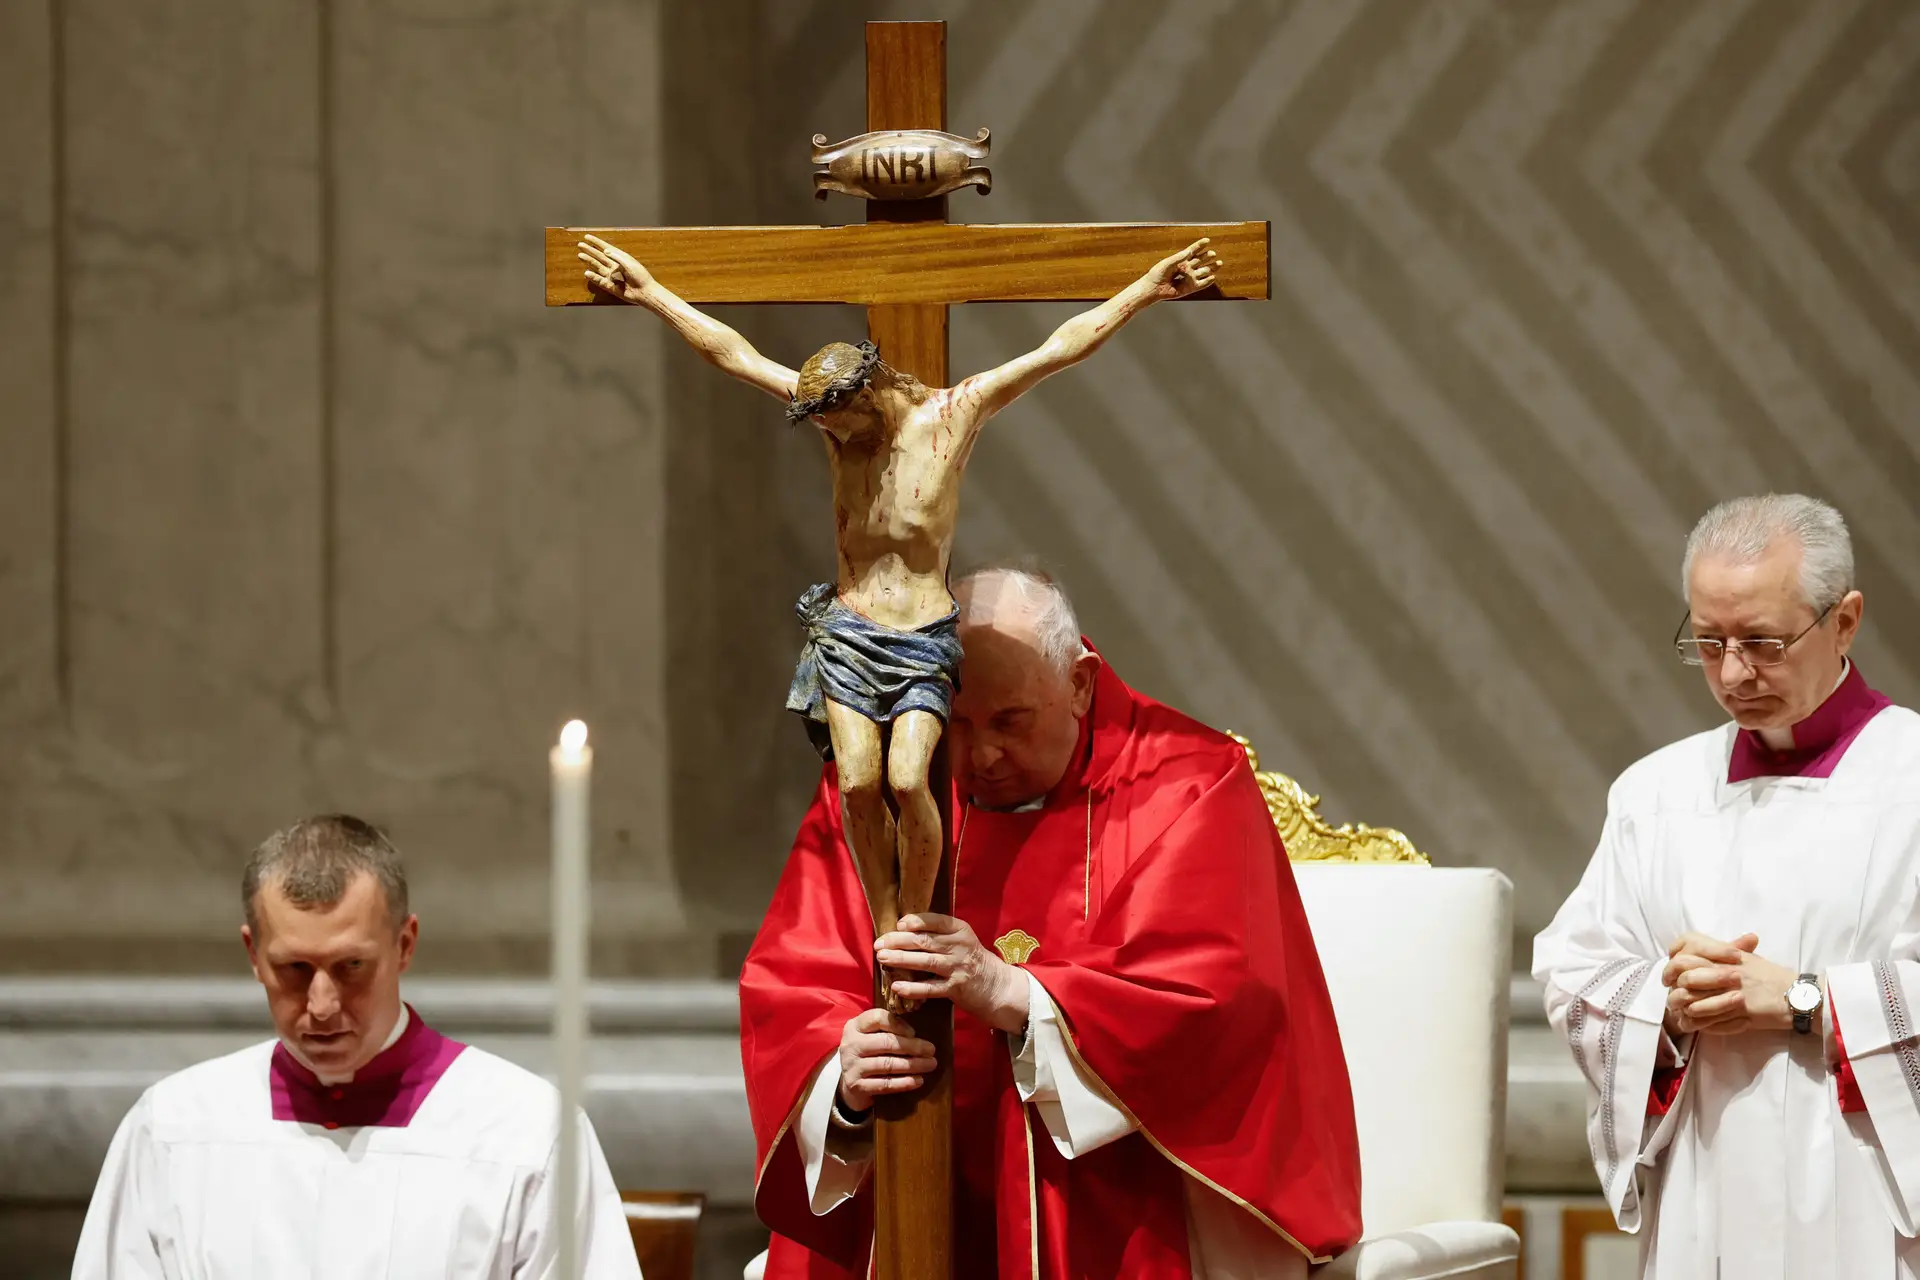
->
[1152,237,1222,300]
[577,233,654,304]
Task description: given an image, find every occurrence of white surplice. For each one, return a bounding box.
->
[1533,698,1920,1280]
[72,1039,642,1279]
[792,973,1306,1279]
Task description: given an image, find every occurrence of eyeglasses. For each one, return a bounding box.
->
[1673,603,1834,667]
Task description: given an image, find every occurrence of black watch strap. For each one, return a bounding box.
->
[832,1091,874,1127]
[1793,972,1819,1035]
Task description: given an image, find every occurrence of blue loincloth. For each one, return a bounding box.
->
[784,583,963,760]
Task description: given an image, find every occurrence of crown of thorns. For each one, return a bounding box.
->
[786,340,885,423]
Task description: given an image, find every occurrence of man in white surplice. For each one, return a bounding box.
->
[1535,494,1920,1279]
[72,814,641,1279]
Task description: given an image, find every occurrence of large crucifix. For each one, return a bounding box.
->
[546,20,1266,1279]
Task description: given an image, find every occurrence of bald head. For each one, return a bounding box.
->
[950,567,1099,808]
[954,567,1085,671]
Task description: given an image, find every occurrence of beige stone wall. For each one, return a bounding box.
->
[3,0,1916,973]
[0,0,678,973]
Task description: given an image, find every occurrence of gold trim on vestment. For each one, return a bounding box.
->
[1025,1103,1041,1280]
[995,929,1042,965]
[956,783,1323,1257]
[753,1054,826,1194]
[953,777,1321,1265]
[954,805,970,892]
[954,795,1093,923]
[1082,790,1092,921]
[1047,1010,1327,1265]
[955,792,1093,942]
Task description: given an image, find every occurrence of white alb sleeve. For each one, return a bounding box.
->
[1010,971,1138,1159]
[792,1054,874,1214]
[1532,802,1676,1232]
[70,1091,170,1280]
[517,1108,645,1279]
[1827,956,1920,1236]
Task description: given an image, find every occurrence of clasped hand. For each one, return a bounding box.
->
[1661,930,1799,1036]
[835,915,1031,1116]
[836,1009,936,1114]
[875,914,1030,1034]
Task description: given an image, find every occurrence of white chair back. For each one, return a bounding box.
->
[1293,865,1512,1234]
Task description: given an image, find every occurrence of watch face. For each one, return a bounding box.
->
[1787,981,1822,1014]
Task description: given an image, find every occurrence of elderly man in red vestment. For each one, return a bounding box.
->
[739,566,1362,1278]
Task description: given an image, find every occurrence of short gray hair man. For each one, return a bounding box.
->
[1682,492,1854,613]
[1534,493,1920,1277]
[241,813,410,934]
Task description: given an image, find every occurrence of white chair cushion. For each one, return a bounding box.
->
[1293,865,1513,1233]
[1314,1221,1519,1280]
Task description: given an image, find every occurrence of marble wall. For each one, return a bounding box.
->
[3,0,1917,974]
[0,0,679,974]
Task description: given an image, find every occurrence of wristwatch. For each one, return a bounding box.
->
[830,1091,875,1129]
[1786,973,1823,1035]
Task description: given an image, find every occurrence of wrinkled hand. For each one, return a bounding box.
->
[577,233,655,305]
[836,1008,937,1114]
[874,914,1029,1033]
[1146,237,1221,300]
[1661,931,1795,1035]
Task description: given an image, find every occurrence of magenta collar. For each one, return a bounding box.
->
[1726,663,1891,783]
[269,1005,466,1129]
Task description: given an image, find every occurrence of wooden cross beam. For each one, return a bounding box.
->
[540,220,1270,306]
[546,21,1267,1280]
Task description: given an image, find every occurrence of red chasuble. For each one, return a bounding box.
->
[740,657,1363,1279]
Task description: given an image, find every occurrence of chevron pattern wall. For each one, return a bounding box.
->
[669,0,1920,950]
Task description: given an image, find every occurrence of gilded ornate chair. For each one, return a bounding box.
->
[1237,737,1519,1280]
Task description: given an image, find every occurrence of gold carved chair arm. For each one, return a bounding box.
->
[1226,733,1430,866]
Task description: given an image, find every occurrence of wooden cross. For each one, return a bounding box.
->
[545,21,1266,1280]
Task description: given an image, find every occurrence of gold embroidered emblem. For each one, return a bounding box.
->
[993,929,1041,965]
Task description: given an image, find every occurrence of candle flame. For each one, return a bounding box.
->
[559,719,589,755]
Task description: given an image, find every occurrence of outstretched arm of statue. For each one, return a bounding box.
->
[951,237,1219,424]
[577,233,799,404]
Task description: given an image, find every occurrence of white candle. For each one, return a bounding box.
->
[550,719,591,1280]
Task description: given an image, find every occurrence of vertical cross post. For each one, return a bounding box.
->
[864,24,955,1280]
[548,21,1268,1269]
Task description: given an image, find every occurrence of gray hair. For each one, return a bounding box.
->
[242,814,410,934]
[1682,493,1855,612]
[954,563,1087,671]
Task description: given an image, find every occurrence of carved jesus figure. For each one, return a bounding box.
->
[577,232,1220,1004]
